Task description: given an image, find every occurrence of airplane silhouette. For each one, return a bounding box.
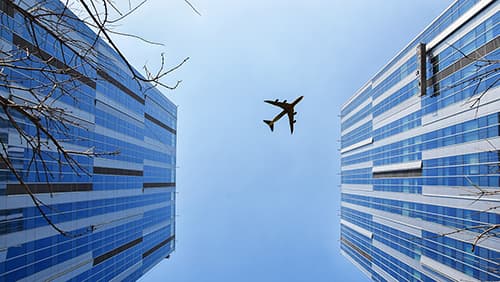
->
[263,96,304,134]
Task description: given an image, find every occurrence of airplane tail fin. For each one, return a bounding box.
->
[263,120,274,131]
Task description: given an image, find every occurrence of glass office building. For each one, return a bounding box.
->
[0,0,176,281]
[340,0,499,281]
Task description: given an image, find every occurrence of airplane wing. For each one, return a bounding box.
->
[264,100,288,110]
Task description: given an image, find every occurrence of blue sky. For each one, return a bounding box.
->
[112,1,452,281]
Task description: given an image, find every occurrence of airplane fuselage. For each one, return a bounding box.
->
[270,110,287,123]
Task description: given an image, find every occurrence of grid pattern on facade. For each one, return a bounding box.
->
[340,1,500,281]
[0,0,177,281]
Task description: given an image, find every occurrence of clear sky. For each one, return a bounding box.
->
[111,1,452,281]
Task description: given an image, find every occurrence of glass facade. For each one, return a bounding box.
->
[0,0,176,281]
[340,0,499,281]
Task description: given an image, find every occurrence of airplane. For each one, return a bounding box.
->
[263,96,304,134]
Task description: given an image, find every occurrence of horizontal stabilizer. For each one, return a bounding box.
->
[263,120,274,131]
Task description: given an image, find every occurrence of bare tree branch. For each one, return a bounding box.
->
[0,0,186,237]
[184,0,201,16]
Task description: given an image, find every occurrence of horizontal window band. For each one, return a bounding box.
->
[341,219,373,238]
[143,182,175,189]
[427,36,500,88]
[340,237,372,262]
[420,255,480,282]
[93,237,143,266]
[341,137,373,154]
[13,34,97,89]
[93,166,143,176]
[372,160,422,173]
[97,69,145,105]
[6,183,92,195]
[144,113,176,134]
[142,235,175,258]
[373,169,422,178]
